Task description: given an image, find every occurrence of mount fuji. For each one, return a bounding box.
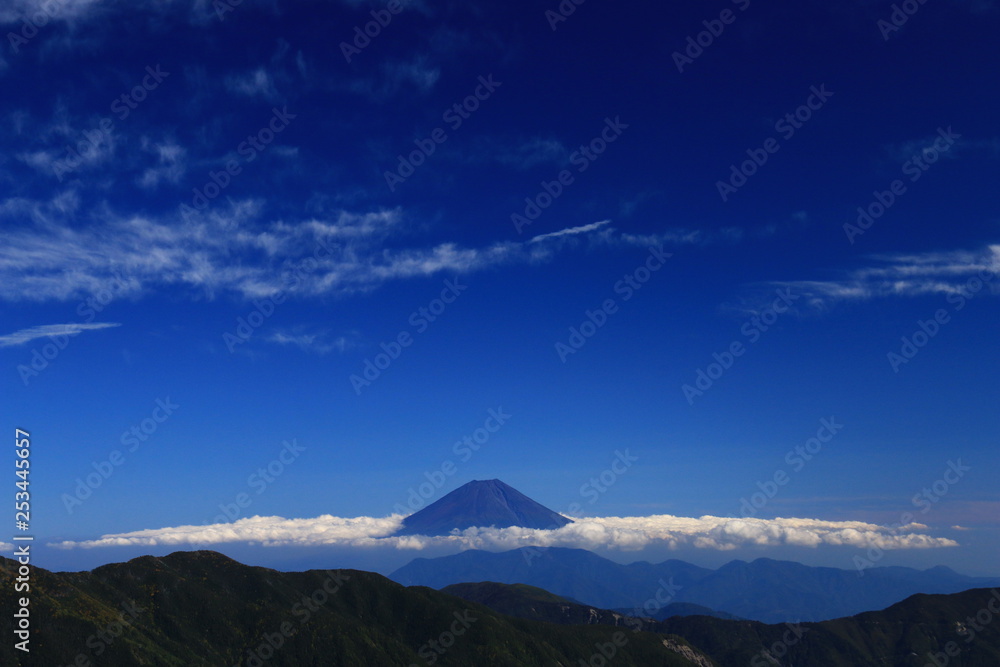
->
[396,479,572,536]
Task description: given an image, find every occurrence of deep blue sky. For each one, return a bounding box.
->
[1,0,998,575]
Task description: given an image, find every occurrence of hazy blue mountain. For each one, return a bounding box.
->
[391,546,713,610]
[390,546,1000,623]
[397,478,572,535]
[674,557,1000,623]
[443,581,740,627]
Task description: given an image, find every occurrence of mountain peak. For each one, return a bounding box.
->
[396,479,572,536]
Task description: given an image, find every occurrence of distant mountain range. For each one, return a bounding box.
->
[442,581,741,626]
[396,478,571,535]
[390,546,1000,623]
[4,550,999,666]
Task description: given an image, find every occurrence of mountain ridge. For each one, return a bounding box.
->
[0,550,705,667]
[3,550,999,666]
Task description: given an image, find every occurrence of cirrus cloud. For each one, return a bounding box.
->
[0,322,121,347]
[0,199,695,303]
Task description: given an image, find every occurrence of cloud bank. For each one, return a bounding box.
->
[52,512,958,552]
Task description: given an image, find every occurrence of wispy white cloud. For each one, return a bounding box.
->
[530,219,611,243]
[616,226,745,247]
[0,203,423,301]
[530,218,742,252]
[766,244,1000,312]
[265,330,357,354]
[17,150,58,173]
[0,322,120,347]
[350,57,441,99]
[886,132,966,164]
[0,0,102,24]
[384,58,440,93]
[0,0,284,32]
[464,136,568,170]
[269,145,299,159]
[51,512,958,551]
[137,139,187,189]
[225,67,279,100]
[16,113,117,181]
[0,201,697,303]
[498,137,567,169]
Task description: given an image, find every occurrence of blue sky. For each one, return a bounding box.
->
[1,0,998,576]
